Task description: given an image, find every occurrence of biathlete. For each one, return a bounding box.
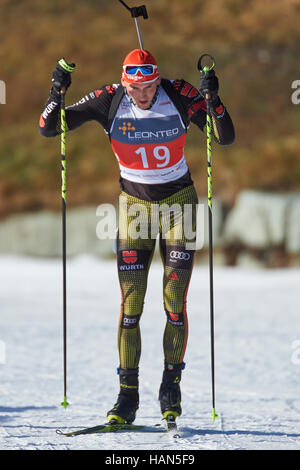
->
[39,49,235,425]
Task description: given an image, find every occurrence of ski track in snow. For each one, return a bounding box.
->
[0,255,300,451]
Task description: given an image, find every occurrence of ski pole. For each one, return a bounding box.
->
[118,0,148,49]
[197,54,218,421]
[57,58,76,409]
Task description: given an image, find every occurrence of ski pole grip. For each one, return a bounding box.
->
[197,54,215,73]
[57,58,76,95]
[131,5,148,19]
[118,0,148,19]
[58,58,76,73]
[197,54,215,101]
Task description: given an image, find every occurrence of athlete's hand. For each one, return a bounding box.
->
[199,69,219,101]
[51,59,75,96]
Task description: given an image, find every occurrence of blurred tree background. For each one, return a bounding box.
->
[0,0,299,219]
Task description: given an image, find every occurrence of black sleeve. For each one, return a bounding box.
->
[171,79,235,146]
[39,85,117,137]
[206,96,235,146]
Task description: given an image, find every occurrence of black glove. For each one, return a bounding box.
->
[50,60,74,99]
[199,69,219,102]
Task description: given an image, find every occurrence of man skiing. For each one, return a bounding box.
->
[39,49,234,427]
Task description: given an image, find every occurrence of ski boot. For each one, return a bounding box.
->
[107,368,139,424]
[159,363,184,425]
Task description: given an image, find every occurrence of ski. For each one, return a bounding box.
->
[56,421,165,437]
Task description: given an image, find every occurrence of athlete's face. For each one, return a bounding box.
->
[121,78,161,109]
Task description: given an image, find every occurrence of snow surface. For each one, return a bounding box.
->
[0,255,300,451]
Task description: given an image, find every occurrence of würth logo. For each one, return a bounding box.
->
[167,312,184,326]
[169,313,179,322]
[0,81,6,104]
[122,250,138,264]
[119,250,145,271]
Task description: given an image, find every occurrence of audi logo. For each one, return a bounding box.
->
[123,317,137,324]
[170,250,190,260]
